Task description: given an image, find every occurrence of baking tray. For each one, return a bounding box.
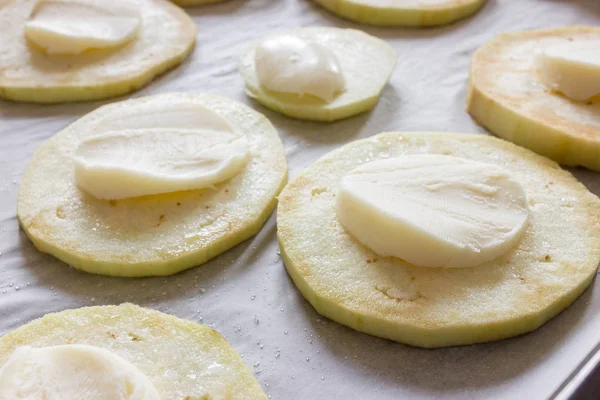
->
[1,0,600,399]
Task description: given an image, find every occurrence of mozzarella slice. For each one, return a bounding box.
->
[74,105,249,200]
[24,0,141,55]
[254,35,345,103]
[536,41,600,102]
[0,345,159,400]
[336,155,529,268]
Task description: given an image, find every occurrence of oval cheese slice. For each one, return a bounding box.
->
[536,41,600,102]
[255,35,345,102]
[0,345,159,400]
[73,105,249,200]
[24,0,141,55]
[336,155,529,268]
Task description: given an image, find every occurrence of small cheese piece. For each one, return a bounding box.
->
[74,106,249,200]
[24,0,141,55]
[336,155,529,268]
[0,345,160,400]
[254,35,345,102]
[535,41,600,102]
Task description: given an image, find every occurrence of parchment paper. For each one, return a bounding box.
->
[1,1,600,399]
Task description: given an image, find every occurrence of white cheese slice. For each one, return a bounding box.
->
[254,35,346,102]
[24,0,141,55]
[336,155,529,268]
[0,345,159,400]
[536,41,600,102]
[73,105,249,200]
